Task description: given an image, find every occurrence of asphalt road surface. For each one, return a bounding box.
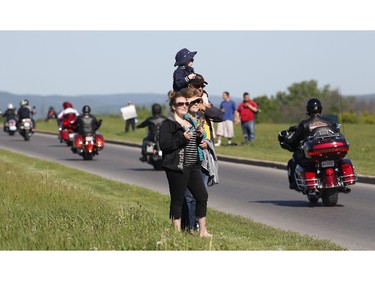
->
[1,130,375,250]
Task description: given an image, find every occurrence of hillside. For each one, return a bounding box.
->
[0,91,241,119]
[0,92,169,119]
[1,91,374,120]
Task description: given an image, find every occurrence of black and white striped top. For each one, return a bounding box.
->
[184,126,199,166]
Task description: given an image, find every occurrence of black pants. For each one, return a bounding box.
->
[165,165,208,220]
[125,118,135,132]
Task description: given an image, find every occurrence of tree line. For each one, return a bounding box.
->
[253,80,375,124]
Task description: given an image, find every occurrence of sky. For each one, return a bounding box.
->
[1,1,375,100]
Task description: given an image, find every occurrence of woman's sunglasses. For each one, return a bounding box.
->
[189,98,203,106]
[175,102,190,107]
[193,84,205,89]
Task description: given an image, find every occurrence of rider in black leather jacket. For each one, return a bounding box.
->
[280,98,339,189]
[74,105,101,136]
[137,103,167,162]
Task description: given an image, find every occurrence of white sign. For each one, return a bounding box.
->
[120,104,137,120]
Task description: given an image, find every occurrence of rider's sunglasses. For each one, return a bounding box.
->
[175,102,190,107]
[189,98,203,106]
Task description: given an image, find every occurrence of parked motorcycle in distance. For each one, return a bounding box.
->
[279,127,357,206]
[59,113,77,146]
[19,118,33,141]
[72,133,104,160]
[144,140,163,170]
[4,118,17,136]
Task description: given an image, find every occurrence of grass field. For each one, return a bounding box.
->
[36,115,375,176]
[0,148,344,250]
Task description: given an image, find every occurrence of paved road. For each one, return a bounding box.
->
[1,130,375,249]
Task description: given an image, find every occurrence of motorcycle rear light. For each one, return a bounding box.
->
[341,163,356,185]
[324,168,338,187]
[86,141,94,152]
[95,134,104,149]
[304,170,319,189]
[74,135,84,148]
[308,147,349,157]
[61,131,69,140]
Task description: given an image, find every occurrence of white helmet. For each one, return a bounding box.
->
[8,103,14,109]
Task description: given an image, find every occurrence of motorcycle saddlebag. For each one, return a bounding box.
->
[95,134,104,149]
[74,134,84,148]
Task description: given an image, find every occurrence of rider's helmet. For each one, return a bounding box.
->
[151,103,162,116]
[20,99,29,107]
[82,105,91,114]
[306,98,322,116]
[63,101,73,109]
[8,103,14,109]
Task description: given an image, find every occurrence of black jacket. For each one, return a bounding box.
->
[159,115,203,172]
[136,114,167,142]
[17,107,32,120]
[286,114,339,151]
[75,114,101,136]
[3,109,16,121]
[173,65,195,91]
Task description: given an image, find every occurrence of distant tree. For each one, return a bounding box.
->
[340,111,358,124]
[250,80,374,124]
[253,95,278,123]
[359,111,375,124]
[273,80,332,123]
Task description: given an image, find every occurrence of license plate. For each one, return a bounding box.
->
[69,133,75,139]
[322,160,334,168]
[146,145,154,153]
[85,136,94,141]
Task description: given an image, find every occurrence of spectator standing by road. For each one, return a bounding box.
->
[215,91,237,146]
[181,88,220,233]
[159,91,212,237]
[186,73,223,144]
[125,101,137,133]
[236,92,259,144]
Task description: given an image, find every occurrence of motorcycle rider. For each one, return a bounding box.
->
[58,102,80,125]
[17,99,36,132]
[279,98,340,189]
[3,103,17,131]
[74,105,101,136]
[57,101,80,140]
[137,103,167,162]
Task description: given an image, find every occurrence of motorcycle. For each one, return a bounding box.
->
[19,118,33,141]
[59,113,77,146]
[4,118,18,136]
[144,139,163,170]
[72,133,105,160]
[279,127,357,206]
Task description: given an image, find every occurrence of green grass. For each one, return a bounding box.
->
[0,148,344,250]
[37,115,375,176]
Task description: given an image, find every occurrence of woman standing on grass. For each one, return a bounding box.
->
[159,91,212,237]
